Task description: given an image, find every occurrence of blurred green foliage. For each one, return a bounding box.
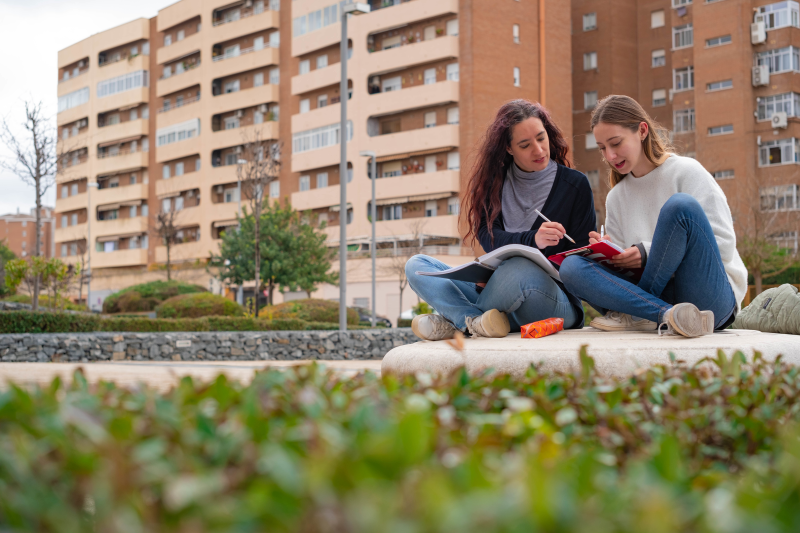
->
[156,293,245,319]
[102,281,206,314]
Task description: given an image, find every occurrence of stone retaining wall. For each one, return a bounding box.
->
[0,330,418,363]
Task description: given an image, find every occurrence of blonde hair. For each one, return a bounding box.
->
[590,95,673,188]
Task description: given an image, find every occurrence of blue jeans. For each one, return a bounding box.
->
[560,193,737,329]
[405,255,581,332]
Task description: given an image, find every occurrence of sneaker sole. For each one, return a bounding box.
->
[668,303,714,338]
[589,318,657,332]
[411,315,455,341]
[481,309,511,338]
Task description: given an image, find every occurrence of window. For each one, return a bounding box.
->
[651,10,665,28]
[713,170,734,180]
[162,165,171,179]
[269,32,280,48]
[224,188,239,203]
[293,2,339,37]
[156,119,200,147]
[585,132,597,149]
[254,72,264,87]
[755,46,800,74]
[61,185,68,199]
[69,183,78,195]
[672,0,692,6]
[708,124,733,136]
[448,196,460,215]
[674,109,695,132]
[447,107,459,125]
[425,200,438,217]
[57,87,89,113]
[61,215,67,228]
[652,49,666,67]
[447,19,459,36]
[761,184,800,210]
[317,54,328,69]
[299,175,310,191]
[707,79,733,91]
[448,151,460,170]
[106,113,120,126]
[269,181,279,198]
[71,214,78,226]
[756,2,800,30]
[513,24,520,43]
[269,67,280,84]
[382,76,402,92]
[254,36,265,51]
[174,197,184,211]
[225,116,239,129]
[292,121,352,153]
[61,244,67,257]
[299,99,310,114]
[254,0,264,14]
[383,205,402,220]
[130,205,137,218]
[224,80,240,93]
[447,63,459,81]
[653,89,667,107]
[706,34,731,48]
[299,59,310,75]
[316,172,328,188]
[177,30,184,41]
[130,174,137,185]
[583,52,597,70]
[318,94,328,108]
[759,138,800,166]
[673,66,694,91]
[165,34,172,46]
[757,92,800,120]
[583,13,597,31]
[130,108,138,121]
[162,198,171,212]
[424,68,436,85]
[97,70,148,98]
[225,153,237,166]
[70,243,77,256]
[317,212,328,226]
[586,170,600,189]
[513,67,521,87]
[771,231,799,253]
[584,91,598,109]
[175,162,184,176]
[424,112,437,128]
[673,24,693,49]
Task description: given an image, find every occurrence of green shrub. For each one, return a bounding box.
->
[156,293,244,319]
[2,354,800,531]
[259,298,359,325]
[397,318,412,327]
[0,311,100,333]
[102,280,206,313]
[2,294,87,311]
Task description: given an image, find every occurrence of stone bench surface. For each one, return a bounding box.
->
[381,328,800,378]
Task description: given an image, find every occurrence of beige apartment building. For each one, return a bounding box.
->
[56,0,571,318]
[572,0,800,256]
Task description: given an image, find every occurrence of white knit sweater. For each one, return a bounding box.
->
[604,154,748,310]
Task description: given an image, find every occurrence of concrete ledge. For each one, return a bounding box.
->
[381,328,800,379]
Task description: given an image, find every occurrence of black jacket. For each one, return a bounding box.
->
[477,163,597,328]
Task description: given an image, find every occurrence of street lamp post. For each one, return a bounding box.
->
[339,2,371,331]
[236,158,246,306]
[359,150,376,327]
[86,182,99,312]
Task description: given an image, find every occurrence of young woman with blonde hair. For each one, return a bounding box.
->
[559,95,748,337]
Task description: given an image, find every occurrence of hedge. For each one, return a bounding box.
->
[259,298,360,325]
[102,281,206,314]
[0,311,369,333]
[1,353,800,531]
[156,293,245,319]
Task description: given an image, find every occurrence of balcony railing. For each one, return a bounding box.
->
[97,146,146,159]
[157,94,201,114]
[99,52,146,68]
[212,44,274,62]
[59,68,89,84]
[159,59,202,80]
[212,5,275,27]
[368,0,413,12]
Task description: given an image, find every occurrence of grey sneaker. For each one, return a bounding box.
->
[590,311,657,332]
[658,303,714,338]
[465,309,510,338]
[411,314,458,341]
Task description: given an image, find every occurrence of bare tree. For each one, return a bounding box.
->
[237,129,281,318]
[731,172,800,296]
[73,240,89,305]
[380,219,427,324]
[0,101,63,310]
[152,208,181,281]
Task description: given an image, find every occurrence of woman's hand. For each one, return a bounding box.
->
[611,246,641,268]
[535,222,566,249]
[588,231,612,245]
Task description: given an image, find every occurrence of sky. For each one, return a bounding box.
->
[0,0,172,216]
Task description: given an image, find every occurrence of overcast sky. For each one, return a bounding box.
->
[0,0,171,216]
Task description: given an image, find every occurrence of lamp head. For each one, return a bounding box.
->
[343,2,370,15]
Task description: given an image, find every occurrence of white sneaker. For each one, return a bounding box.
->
[465,309,510,338]
[590,311,657,332]
[411,314,458,341]
[659,303,714,338]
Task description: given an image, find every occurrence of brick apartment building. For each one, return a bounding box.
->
[0,208,54,259]
[55,0,570,316]
[572,0,800,255]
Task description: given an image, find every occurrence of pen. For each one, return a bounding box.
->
[534,209,575,244]
[600,225,604,240]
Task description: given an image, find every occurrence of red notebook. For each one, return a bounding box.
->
[548,241,644,282]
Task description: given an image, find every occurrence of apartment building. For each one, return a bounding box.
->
[572,0,800,255]
[56,0,571,318]
[0,208,55,259]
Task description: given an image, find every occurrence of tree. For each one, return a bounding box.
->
[0,240,16,298]
[380,219,427,323]
[152,208,180,281]
[72,240,89,305]
[0,101,65,310]
[4,256,78,310]
[293,216,338,298]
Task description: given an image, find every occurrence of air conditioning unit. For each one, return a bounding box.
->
[216,185,223,194]
[259,104,268,113]
[752,65,770,87]
[236,109,244,118]
[751,21,767,44]
[772,111,789,129]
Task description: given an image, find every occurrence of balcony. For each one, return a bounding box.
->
[211,47,279,79]
[156,139,199,164]
[94,183,148,207]
[292,144,342,174]
[157,65,203,97]
[292,184,341,212]
[211,10,279,43]
[57,162,89,183]
[209,164,239,186]
[55,223,87,244]
[291,62,340,96]
[156,173,199,199]
[91,248,148,269]
[212,122,279,150]
[93,216,148,239]
[97,54,148,82]
[156,240,217,263]
[292,103,340,133]
[157,1,201,32]
[59,18,149,68]
[366,80,458,117]
[157,32,201,65]
[293,23,340,58]
[365,0,457,37]
[55,192,88,214]
[57,70,90,97]
[365,35,458,77]
[97,87,149,114]
[156,96,201,128]
[95,150,149,175]
[95,119,148,147]
[210,84,279,115]
[57,103,89,127]
[371,124,459,159]
[57,131,89,153]
[375,169,459,202]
